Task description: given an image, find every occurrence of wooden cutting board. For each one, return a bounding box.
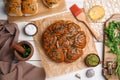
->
[32,12,98,78]
[4,0,66,22]
[103,14,120,80]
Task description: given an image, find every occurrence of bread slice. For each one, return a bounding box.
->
[42,0,60,8]
[7,2,23,16]
[22,0,38,16]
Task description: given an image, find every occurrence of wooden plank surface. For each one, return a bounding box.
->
[103,14,120,80]
[0,0,105,80]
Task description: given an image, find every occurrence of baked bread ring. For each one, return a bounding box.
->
[42,20,86,63]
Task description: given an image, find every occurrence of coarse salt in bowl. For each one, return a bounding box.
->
[24,23,38,36]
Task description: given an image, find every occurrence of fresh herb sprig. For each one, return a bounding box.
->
[22,44,31,57]
[105,21,120,79]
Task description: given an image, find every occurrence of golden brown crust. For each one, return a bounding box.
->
[64,48,83,63]
[47,48,65,63]
[7,0,38,16]
[74,31,86,49]
[9,0,21,3]
[42,20,86,63]
[43,0,61,8]
[22,0,38,15]
[7,2,23,16]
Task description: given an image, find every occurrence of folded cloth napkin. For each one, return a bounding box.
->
[0,20,19,62]
[0,20,46,80]
[0,61,46,80]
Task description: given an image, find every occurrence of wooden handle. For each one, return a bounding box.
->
[84,20,103,42]
[75,12,102,42]
[12,43,25,54]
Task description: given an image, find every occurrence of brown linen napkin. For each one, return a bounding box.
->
[0,20,46,80]
[0,20,19,62]
[0,61,46,80]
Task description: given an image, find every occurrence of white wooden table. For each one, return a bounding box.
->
[0,0,105,80]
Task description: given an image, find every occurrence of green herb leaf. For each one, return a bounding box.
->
[105,21,120,78]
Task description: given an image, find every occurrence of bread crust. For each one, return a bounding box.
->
[7,0,38,16]
[22,0,38,16]
[7,2,23,16]
[42,20,86,63]
[9,0,21,3]
[42,0,60,8]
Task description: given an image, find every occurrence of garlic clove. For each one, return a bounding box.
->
[86,69,95,78]
[75,73,81,79]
